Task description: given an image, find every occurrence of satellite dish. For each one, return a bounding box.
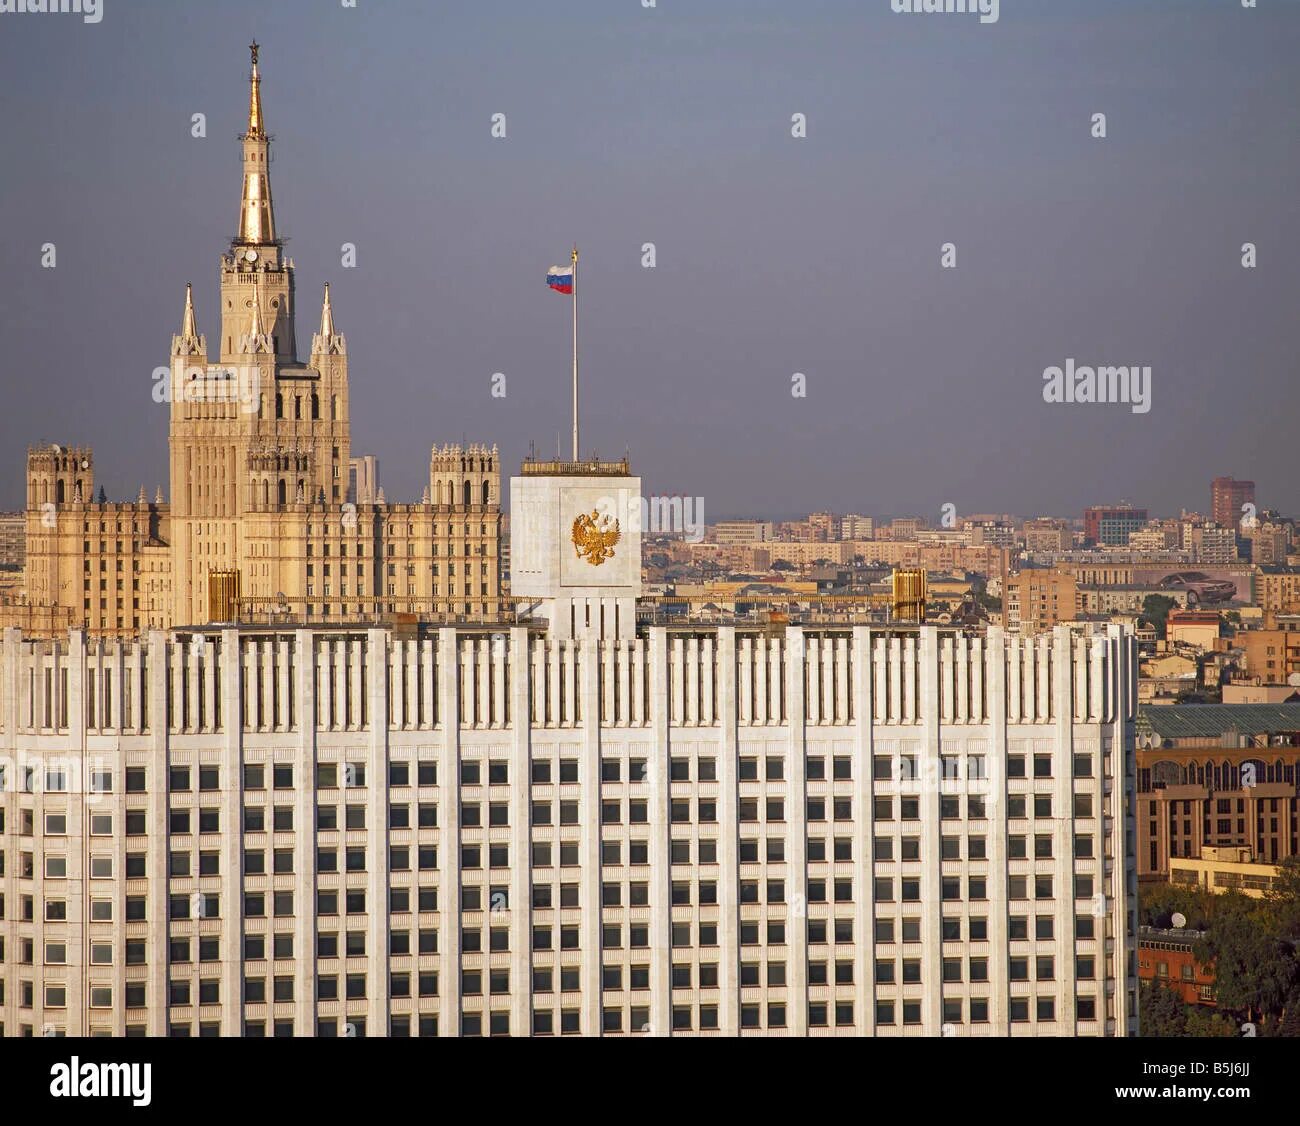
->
[1171,912,1187,929]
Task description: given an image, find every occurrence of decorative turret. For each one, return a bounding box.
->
[171,283,207,358]
[311,282,346,356]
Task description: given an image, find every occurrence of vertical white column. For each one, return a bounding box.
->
[578,632,602,1034]
[918,629,942,1033]
[354,638,368,732]
[493,635,507,728]
[807,637,820,727]
[1,631,20,1035]
[633,639,646,727]
[218,630,243,1035]
[260,639,273,733]
[702,637,715,726]
[853,627,876,1033]
[64,631,86,1036]
[673,637,686,727]
[476,639,491,730]
[276,637,290,732]
[421,638,435,729]
[1052,627,1075,1032]
[836,636,849,725]
[716,628,740,1035]
[685,640,698,727]
[366,629,390,1035]
[785,626,809,1035]
[603,640,616,726]
[987,628,1009,1030]
[294,630,318,1035]
[822,636,835,726]
[508,627,533,1036]
[145,633,170,1034]
[437,628,461,1036]
[739,637,753,726]
[648,627,672,1035]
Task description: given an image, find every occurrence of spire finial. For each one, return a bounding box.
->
[246,40,265,139]
[320,282,335,337]
[181,282,199,338]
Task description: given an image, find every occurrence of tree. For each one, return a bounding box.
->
[1140,978,1187,1036]
[1194,895,1299,1023]
[1141,594,1178,639]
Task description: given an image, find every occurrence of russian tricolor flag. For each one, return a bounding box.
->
[546,265,574,294]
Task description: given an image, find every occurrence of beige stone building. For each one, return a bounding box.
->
[5,47,501,641]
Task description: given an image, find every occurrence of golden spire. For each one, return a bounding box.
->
[236,42,276,245]
[246,40,264,139]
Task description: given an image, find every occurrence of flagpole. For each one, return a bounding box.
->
[571,245,579,462]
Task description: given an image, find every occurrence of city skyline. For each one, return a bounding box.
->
[2,1,1298,518]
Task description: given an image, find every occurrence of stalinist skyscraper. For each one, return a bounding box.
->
[10,44,503,637]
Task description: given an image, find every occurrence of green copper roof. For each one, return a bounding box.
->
[1137,703,1300,740]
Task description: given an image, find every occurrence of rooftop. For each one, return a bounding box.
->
[1137,703,1300,741]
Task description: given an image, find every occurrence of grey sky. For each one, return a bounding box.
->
[0,0,1296,522]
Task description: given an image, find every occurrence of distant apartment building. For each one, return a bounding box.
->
[0,511,25,569]
[966,520,1015,548]
[1022,518,1069,554]
[765,540,853,567]
[1189,524,1237,565]
[1127,520,1182,553]
[888,517,924,542]
[839,515,874,541]
[348,455,380,505]
[1248,522,1290,566]
[1210,476,1254,530]
[1084,506,1147,548]
[916,529,971,547]
[1242,622,1300,685]
[1005,569,1078,634]
[1258,569,1300,618]
[712,521,774,545]
[1075,585,1188,617]
[808,512,840,541]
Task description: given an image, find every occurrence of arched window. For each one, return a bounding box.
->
[277,478,287,506]
[463,481,472,507]
[446,482,454,506]
[482,480,490,505]
[294,396,302,420]
[311,393,320,420]
[331,395,338,420]
[56,479,65,504]
[263,480,270,507]
[275,393,283,420]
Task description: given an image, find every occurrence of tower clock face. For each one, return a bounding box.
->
[245,250,258,263]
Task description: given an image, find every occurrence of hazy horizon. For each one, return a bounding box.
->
[1,0,1296,524]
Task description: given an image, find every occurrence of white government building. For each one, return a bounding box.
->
[0,454,1139,1038]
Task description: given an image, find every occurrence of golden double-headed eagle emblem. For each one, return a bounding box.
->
[571,509,620,566]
